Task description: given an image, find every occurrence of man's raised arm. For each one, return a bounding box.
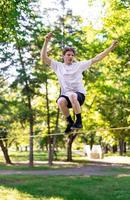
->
[91,40,118,65]
[40,32,53,65]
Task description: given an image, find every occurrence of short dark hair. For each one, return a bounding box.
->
[63,46,76,55]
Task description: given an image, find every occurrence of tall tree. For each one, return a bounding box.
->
[0,76,12,164]
[81,0,130,154]
[0,0,47,166]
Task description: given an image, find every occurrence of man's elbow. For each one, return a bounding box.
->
[40,54,46,63]
[40,55,51,65]
[91,57,98,65]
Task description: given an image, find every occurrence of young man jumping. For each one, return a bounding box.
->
[41,32,118,133]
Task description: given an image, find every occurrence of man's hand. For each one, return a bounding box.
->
[41,32,53,65]
[110,40,118,50]
[45,32,53,42]
[91,40,118,65]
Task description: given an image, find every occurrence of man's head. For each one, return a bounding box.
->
[62,47,76,65]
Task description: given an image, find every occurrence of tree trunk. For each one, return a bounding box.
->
[45,78,53,166]
[103,145,109,154]
[90,133,95,150]
[124,142,126,153]
[52,107,60,160]
[112,145,117,153]
[48,136,53,165]
[28,109,34,167]
[119,139,126,155]
[15,35,34,167]
[26,86,34,167]
[0,140,12,164]
[67,133,77,161]
[53,136,58,160]
[119,138,124,156]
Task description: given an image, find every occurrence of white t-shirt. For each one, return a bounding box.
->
[50,59,92,95]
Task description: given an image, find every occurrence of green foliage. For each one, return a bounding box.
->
[80,0,130,148]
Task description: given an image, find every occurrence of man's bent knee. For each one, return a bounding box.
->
[57,97,68,107]
[67,93,78,105]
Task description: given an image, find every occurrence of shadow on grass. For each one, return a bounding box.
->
[0,175,130,200]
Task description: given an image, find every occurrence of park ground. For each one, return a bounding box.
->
[0,151,130,175]
[0,152,130,200]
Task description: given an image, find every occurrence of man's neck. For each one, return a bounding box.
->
[64,62,73,65]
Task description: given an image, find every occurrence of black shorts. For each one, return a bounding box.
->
[57,92,85,108]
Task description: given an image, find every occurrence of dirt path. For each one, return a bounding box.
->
[0,163,130,176]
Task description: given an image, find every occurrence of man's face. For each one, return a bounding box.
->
[63,51,75,65]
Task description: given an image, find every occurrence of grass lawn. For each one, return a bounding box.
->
[0,174,130,200]
[0,151,130,200]
[0,150,89,170]
[0,150,83,163]
[0,150,130,171]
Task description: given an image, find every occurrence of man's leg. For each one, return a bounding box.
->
[57,97,74,133]
[66,92,82,129]
[57,97,70,116]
